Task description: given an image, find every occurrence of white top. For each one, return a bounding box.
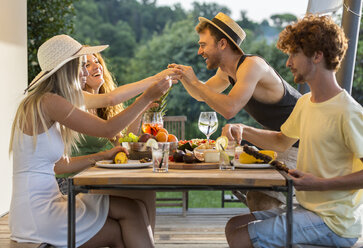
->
[9,124,109,247]
[281,90,363,238]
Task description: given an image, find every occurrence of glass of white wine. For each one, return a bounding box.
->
[198,112,218,142]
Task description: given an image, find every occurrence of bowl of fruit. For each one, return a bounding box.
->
[119,129,179,160]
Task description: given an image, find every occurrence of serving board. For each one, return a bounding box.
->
[169,161,219,170]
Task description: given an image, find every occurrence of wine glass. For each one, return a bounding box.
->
[198,112,218,142]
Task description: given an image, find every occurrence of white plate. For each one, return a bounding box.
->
[233,160,272,169]
[95,160,152,169]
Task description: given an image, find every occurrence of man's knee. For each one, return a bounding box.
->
[225,221,252,248]
[225,214,254,237]
[246,191,282,212]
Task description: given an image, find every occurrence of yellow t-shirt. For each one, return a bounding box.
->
[281,90,363,238]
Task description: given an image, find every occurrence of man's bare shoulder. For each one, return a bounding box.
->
[242,56,269,70]
[237,56,269,76]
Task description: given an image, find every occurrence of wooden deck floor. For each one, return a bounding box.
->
[0,208,247,248]
[155,208,247,248]
[2,208,363,248]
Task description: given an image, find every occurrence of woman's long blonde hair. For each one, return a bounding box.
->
[9,58,84,156]
[94,53,124,120]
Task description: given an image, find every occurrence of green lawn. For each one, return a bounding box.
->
[157,191,247,208]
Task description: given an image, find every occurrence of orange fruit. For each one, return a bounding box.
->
[167,134,178,142]
[157,128,169,136]
[155,132,168,142]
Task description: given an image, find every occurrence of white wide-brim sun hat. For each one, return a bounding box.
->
[26,34,108,92]
[198,12,246,53]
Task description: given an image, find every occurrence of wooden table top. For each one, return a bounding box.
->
[73,166,286,188]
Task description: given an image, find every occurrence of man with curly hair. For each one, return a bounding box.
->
[223,15,363,247]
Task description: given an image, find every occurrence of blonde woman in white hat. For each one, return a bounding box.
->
[170,12,301,211]
[8,34,175,247]
[56,51,181,234]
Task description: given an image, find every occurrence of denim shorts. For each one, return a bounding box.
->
[248,205,358,248]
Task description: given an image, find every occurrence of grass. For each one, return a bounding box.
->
[156,190,247,208]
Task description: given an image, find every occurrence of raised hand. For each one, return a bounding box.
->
[222,124,243,144]
[144,77,173,101]
[154,68,181,83]
[168,63,199,85]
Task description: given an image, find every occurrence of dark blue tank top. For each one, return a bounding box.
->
[228,54,301,132]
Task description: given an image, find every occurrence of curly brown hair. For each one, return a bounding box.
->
[277,14,348,71]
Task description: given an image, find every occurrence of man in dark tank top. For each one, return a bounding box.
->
[169,12,300,211]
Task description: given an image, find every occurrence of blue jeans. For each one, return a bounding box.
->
[248,205,358,248]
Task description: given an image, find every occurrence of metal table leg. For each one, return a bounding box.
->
[286,178,293,247]
[67,178,76,248]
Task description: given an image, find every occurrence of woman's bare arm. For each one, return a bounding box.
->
[54,146,127,174]
[84,68,181,109]
[43,79,172,138]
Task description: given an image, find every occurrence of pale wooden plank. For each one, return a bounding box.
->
[0,240,40,248]
[4,208,361,248]
[73,167,286,187]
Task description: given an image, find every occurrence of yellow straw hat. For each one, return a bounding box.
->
[198,12,246,53]
[25,34,108,92]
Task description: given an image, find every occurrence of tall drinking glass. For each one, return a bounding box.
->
[141,112,163,136]
[198,112,218,142]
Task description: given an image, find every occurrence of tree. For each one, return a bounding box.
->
[270,13,297,28]
[352,14,363,105]
[191,2,230,20]
[27,0,76,83]
[73,0,187,82]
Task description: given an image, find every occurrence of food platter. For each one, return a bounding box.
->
[233,160,272,169]
[95,160,152,169]
[169,161,219,170]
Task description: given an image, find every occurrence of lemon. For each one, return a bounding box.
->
[114,152,128,164]
[145,138,158,149]
[215,136,228,151]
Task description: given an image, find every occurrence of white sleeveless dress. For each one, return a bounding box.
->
[9,124,109,247]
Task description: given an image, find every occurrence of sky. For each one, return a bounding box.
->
[155,0,310,22]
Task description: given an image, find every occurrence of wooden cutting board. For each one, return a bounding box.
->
[169,161,219,170]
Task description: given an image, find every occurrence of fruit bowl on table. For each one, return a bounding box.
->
[121,141,178,160]
[121,142,152,160]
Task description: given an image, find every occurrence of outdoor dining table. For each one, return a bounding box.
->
[67,166,294,247]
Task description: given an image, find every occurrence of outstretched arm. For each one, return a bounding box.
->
[43,78,173,139]
[171,58,265,119]
[222,123,297,152]
[84,68,180,109]
[289,158,363,191]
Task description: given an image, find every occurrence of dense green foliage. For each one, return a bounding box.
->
[71,0,296,139]
[27,0,76,83]
[352,14,363,104]
[28,0,363,140]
